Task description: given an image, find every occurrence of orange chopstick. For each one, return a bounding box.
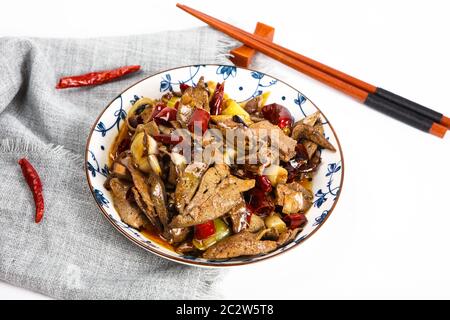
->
[177,4,448,138]
[177,4,369,102]
[179,4,376,95]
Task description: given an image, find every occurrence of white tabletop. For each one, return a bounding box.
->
[1,0,450,300]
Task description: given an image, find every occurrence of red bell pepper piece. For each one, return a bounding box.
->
[209,82,224,115]
[153,107,177,126]
[188,108,210,134]
[283,213,307,230]
[261,103,294,129]
[194,220,216,240]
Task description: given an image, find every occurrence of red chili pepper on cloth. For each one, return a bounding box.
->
[55,65,141,89]
[194,220,216,240]
[18,158,44,223]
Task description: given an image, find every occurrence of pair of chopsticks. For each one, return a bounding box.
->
[177,4,450,138]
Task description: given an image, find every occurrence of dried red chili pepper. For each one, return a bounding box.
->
[283,213,307,230]
[153,107,178,126]
[246,188,274,216]
[150,102,166,120]
[18,158,44,223]
[255,175,272,192]
[55,65,141,89]
[153,134,183,145]
[209,82,224,115]
[179,83,190,93]
[188,108,210,134]
[261,103,294,129]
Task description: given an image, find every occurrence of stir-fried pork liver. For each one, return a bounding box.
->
[170,165,255,228]
[109,178,149,229]
[275,181,313,214]
[250,120,297,162]
[203,231,277,259]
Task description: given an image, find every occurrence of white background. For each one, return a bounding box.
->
[1,0,450,299]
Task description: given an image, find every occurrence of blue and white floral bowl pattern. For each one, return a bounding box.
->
[85,65,344,267]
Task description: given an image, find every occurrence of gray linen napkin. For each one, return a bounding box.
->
[0,27,236,299]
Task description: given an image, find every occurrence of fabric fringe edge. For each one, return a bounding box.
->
[0,138,83,164]
[215,34,239,65]
[214,31,276,76]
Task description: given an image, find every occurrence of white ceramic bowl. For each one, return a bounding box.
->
[85,64,344,267]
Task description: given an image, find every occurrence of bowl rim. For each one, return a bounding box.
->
[84,64,345,268]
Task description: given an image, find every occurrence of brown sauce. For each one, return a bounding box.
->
[300,178,313,192]
[108,122,132,167]
[140,228,176,252]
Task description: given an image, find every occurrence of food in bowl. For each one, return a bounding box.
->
[104,76,336,260]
